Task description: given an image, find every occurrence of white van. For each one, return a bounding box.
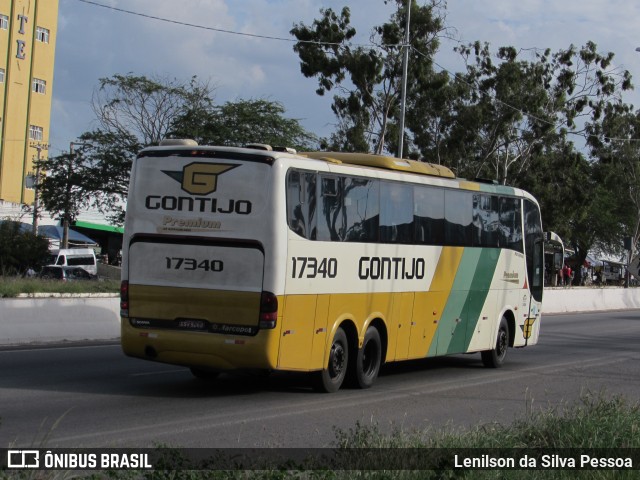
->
[48,248,98,277]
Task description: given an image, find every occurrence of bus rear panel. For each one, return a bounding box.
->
[121,145,283,371]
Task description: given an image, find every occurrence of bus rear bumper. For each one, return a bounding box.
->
[121,320,280,371]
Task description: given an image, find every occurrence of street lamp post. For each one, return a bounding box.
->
[62,141,91,249]
[30,142,49,235]
[397,0,411,159]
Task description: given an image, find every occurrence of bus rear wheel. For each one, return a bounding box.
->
[482,317,509,368]
[354,326,382,389]
[314,327,348,393]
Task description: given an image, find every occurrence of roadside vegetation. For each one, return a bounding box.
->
[0,276,119,298]
[2,393,638,479]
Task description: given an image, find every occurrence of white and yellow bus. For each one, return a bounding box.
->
[120,140,545,392]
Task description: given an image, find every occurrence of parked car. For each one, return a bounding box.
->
[39,266,95,281]
[47,248,98,276]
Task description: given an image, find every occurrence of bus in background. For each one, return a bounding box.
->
[120,140,545,392]
[544,232,564,287]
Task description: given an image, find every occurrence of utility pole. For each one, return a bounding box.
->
[397,0,411,160]
[30,142,49,235]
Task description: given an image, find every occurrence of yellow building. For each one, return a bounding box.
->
[0,0,58,205]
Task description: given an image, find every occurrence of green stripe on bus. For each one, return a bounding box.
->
[428,248,501,356]
[429,248,481,356]
[451,248,501,353]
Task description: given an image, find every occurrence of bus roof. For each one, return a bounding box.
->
[300,151,456,179]
[140,141,537,202]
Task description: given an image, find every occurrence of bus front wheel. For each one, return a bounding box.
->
[354,326,382,389]
[314,327,349,393]
[481,317,509,368]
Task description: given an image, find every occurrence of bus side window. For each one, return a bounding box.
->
[380,182,413,243]
[499,197,523,252]
[344,177,379,243]
[472,194,500,247]
[318,175,379,243]
[286,170,316,239]
[445,190,473,247]
[319,176,343,241]
[414,185,444,245]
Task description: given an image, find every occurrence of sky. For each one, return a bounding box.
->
[50,0,640,157]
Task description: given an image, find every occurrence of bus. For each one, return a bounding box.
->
[120,140,545,392]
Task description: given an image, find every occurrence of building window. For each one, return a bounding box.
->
[36,26,50,43]
[29,125,44,141]
[33,78,46,94]
[0,68,4,83]
[0,14,8,30]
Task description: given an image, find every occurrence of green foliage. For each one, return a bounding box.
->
[75,130,141,225]
[0,221,50,276]
[291,1,447,154]
[170,98,318,151]
[36,148,92,229]
[292,1,638,257]
[68,75,316,225]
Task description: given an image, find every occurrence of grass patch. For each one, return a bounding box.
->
[330,391,640,450]
[2,393,637,479]
[0,276,120,297]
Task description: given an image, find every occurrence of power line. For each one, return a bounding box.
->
[76,0,297,43]
[75,0,397,49]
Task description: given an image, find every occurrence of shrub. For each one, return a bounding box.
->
[0,220,50,275]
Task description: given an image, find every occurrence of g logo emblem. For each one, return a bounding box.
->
[162,162,238,195]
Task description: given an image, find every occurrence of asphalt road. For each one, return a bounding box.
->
[1,310,639,449]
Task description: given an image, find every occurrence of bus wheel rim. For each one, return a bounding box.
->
[329,343,346,378]
[362,340,377,375]
[497,329,507,357]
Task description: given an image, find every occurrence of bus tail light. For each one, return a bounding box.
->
[120,280,129,317]
[259,291,278,329]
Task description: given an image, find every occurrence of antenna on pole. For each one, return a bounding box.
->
[397,0,411,159]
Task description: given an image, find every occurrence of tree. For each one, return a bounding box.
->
[91,74,214,146]
[520,143,597,279]
[75,130,141,225]
[63,74,316,225]
[64,74,216,224]
[586,102,640,255]
[429,41,632,183]
[0,220,50,275]
[170,98,318,150]
[291,0,449,154]
[37,146,94,240]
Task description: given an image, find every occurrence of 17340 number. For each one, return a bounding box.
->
[291,257,337,279]
[165,257,223,272]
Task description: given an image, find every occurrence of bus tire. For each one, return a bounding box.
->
[482,317,509,368]
[314,327,349,393]
[354,326,382,389]
[190,367,220,380]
